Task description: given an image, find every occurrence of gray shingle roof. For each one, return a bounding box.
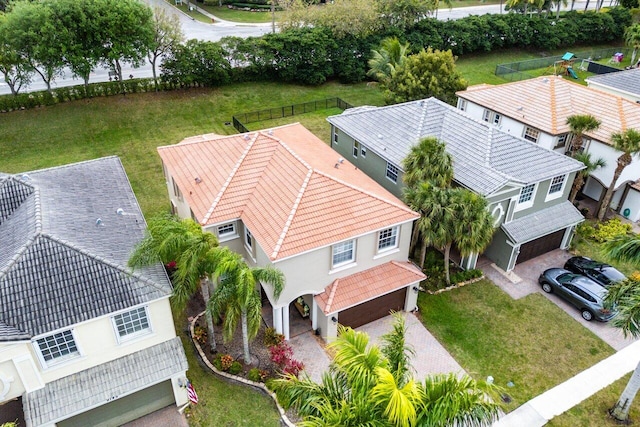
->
[23,337,188,426]
[0,321,30,341]
[0,157,171,341]
[501,201,584,244]
[587,68,640,97]
[328,98,584,196]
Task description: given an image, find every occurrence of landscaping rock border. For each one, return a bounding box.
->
[425,275,485,295]
[189,311,296,427]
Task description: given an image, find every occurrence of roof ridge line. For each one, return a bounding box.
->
[415,100,430,141]
[324,278,340,314]
[549,77,558,134]
[271,168,313,260]
[0,231,41,279]
[390,260,423,275]
[619,97,627,131]
[202,133,260,225]
[23,155,120,175]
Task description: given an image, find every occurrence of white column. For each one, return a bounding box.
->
[273,306,283,335]
[311,299,318,331]
[283,304,290,341]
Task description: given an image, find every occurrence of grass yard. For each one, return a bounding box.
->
[417,280,614,412]
[169,1,213,23]
[0,81,383,218]
[199,4,279,23]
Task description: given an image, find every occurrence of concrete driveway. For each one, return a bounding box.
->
[480,249,636,351]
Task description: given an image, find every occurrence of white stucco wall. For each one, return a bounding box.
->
[587,140,640,191]
[620,187,640,222]
[0,343,42,402]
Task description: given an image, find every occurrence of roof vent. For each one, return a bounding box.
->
[195,177,202,184]
[338,158,344,164]
[542,78,549,83]
[516,106,524,111]
[268,129,274,135]
[96,218,103,226]
[243,134,251,140]
[20,174,31,181]
[378,134,383,139]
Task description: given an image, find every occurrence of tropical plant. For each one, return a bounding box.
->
[604,233,640,265]
[128,213,226,352]
[603,276,640,422]
[566,114,601,157]
[207,247,285,363]
[597,129,640,220]
[452,190,496,269]
[367,37,410,84]
[568,152,606,203]
[625,23,640,65]
[272,313,500,427]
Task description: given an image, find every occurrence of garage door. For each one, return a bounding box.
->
[517,229,565,264]
[339,288,407,329]
[57,380,175,427]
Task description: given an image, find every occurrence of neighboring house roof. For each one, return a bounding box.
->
[457,75,640,144]
[327,98,583,196]
[23,337,187,426]
[502,201,584,244]
[0,157,171,341]
[314,261,425,315]
[157,123,419,261]
[586,68,640,98]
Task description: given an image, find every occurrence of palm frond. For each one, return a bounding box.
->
[370,368,420,427]
[604,278,640,338]
[604,234,640,264]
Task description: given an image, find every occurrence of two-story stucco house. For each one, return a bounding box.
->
[327,98,585,273]
[0,157,189,427]
[157,123,425,342]
[456,75,640,222]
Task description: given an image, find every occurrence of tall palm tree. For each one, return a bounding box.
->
[208,248,284,363]
[568,152,606,203]
[566,114,601,157]
[625,24,640,66]
[603,276,640,422]
[128,213,225,352]
[367,37,410,84]
[273,313,500,426]
[597,129,640,220]
[453,189,496,268]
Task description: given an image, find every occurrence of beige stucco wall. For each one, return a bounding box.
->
[0,342,41,401]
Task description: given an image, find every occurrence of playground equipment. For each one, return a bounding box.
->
[545,52,579,79]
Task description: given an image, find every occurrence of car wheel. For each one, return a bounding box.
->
[581,309,594,321]
[541,282,553,293]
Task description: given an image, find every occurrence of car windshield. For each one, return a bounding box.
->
[602,267,626,283]
[557,273,573,283]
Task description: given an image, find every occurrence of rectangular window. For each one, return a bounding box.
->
[218,223,236,237]
[333,132,338,144]
[172,177,182,200]
[113,307,150,341]
[518,184,536,204]
[555,133,568,149]
[483,109,491,122]
[36,330,79,365]
[523,127,540,143]
[361,145,367,158]
[458,99,467,111]
[378,227,399,252]
[493,113,501,125]
[386,162,399,183]
[245,228,253,249]
[332,240,355,267]
[548,175,565,195]
[353,141,360,158]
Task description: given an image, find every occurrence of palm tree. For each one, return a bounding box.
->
[568,152,606,203]
[604,234,640,264]
[453,189,496,268]
[625,24,640,66]
[367,37,410,84]
[208,248,285,363]
[603,276,640,422]
[566,114,601,157]
[128,213,225,352]
[273,313,500,426]
[597,129,640,220]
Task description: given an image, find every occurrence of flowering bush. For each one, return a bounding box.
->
[193,326,207,346]
[269,341,304,377]
[218,354,234,371]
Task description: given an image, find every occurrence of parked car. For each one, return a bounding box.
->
[538,268,616,322]
[564,256,626,287]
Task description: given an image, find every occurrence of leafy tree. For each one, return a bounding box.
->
[376,0,434,30]
[383,48,467,105]
[161,40,231,87]
[625,23,640,65]
[148,6,185,90]
[568,152,606,203]
[128,214,226,352]
[566,114,601,157]
[603,276,640,422]
[367,37,410,84]
[0,14,33,95]
[597,129,640,220]
[273,313,500,426]
[208,248,284,363]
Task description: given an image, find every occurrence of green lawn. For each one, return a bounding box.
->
[199,4,278,23]
[169,1,213,23]
[417,280,614,412]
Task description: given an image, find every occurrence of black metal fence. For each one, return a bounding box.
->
[232,97,353,133]
[495,47,630,81]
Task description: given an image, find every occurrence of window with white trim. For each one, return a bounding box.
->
[218,222,236,238]
[332,240,355,267]
[172,177,182,200]
[361,145,367,158]
[353,141,360,158]
[245,228,253,249]
[333,132,338,144]
[518,184,536,204]
[483,109,491,122]
[523,127,540,143]
[458,99,467,111]
[378,227,399,252]
[548,175,565,195]
[555,133,569,149]
[113,307,151,342]
[482,109,501,125]
[386,162,399,183]
[35,330,79,366]
[493,113,501,125]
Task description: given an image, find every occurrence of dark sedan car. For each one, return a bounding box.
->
[564,256,626,287]
[538,268,616,322]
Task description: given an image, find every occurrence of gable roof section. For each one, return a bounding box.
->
[0,157,171,341]
[502,201,584,244]
[327,98,583,196]
[587,68,640,98]
[457,76,640,144]
[158,124,418,261]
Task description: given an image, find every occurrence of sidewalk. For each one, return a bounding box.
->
[493,339,640,426]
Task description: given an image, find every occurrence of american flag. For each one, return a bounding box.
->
[187,380,198,405]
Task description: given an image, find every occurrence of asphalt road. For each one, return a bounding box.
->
[0,0,602,95]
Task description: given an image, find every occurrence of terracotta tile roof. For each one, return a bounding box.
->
[157,124,418,261]
[314,261,425,314]
[457,76,640,145]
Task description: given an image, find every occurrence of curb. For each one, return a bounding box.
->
[425,275,485,295]
[189,311,296,427]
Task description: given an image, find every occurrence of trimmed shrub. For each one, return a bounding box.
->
[229,361,243,375]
